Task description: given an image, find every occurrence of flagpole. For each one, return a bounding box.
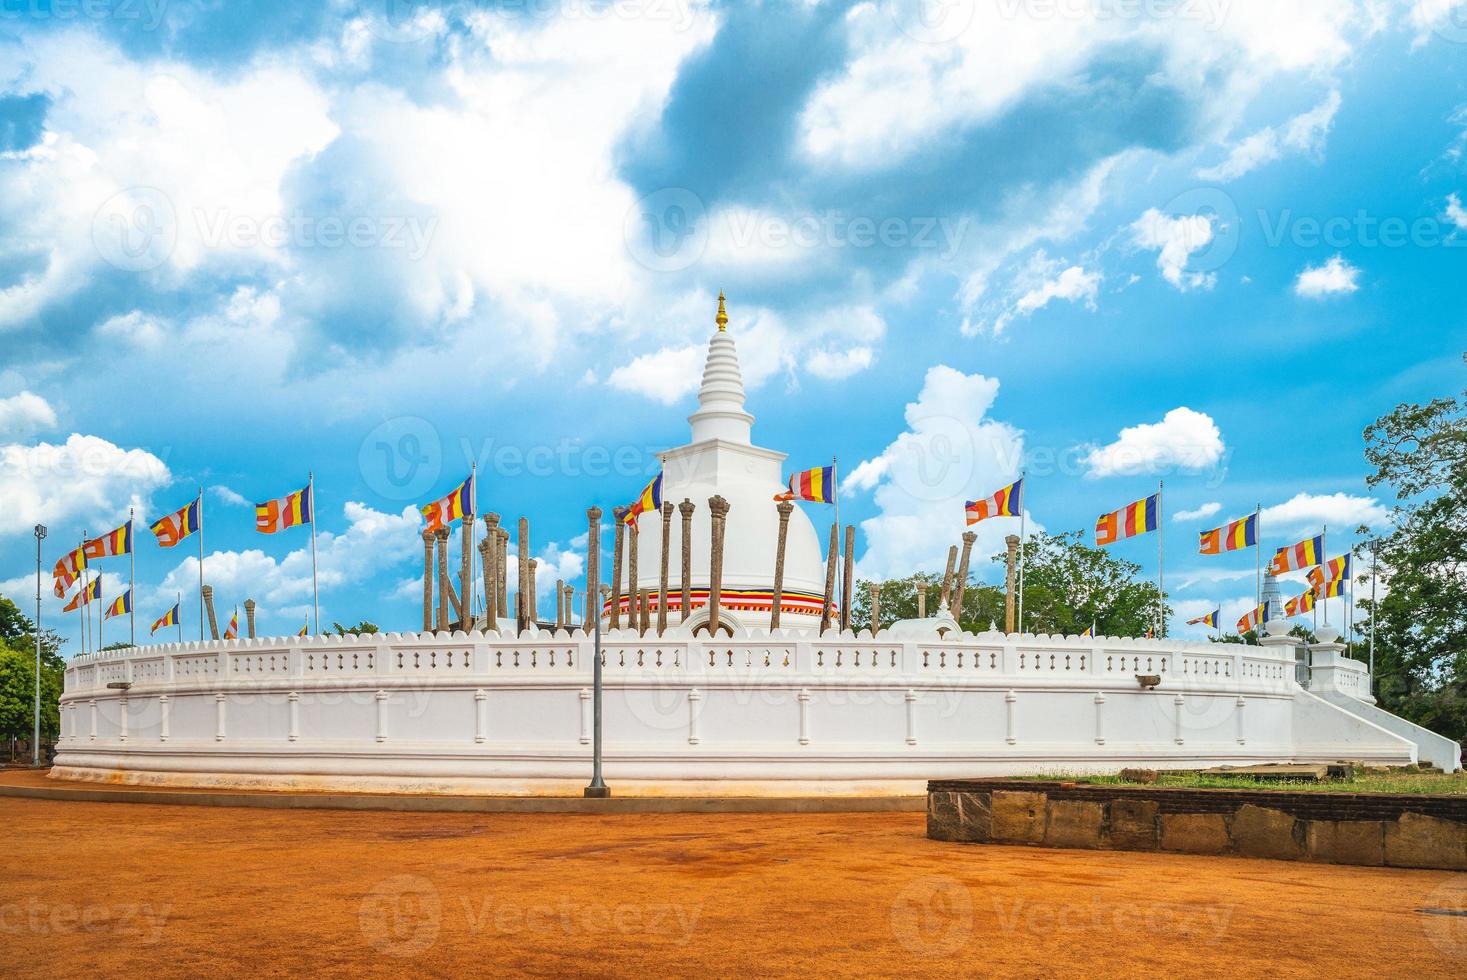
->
[1017,470,1027,634]
[309,472,320,635]
[1321,523,1329,626]
[129,508,136,647]
[832,455,841,619]
[1254,503,1261,620]
[469,462,478,626]
[78,535,87,656]
[98,571,104,652]
[197,487,205,641]
[1156,479,1165,637]
[1347,538,1355,656]
[1368,539,1377,688]
[176,591,182,643]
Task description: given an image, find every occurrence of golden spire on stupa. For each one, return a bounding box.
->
[716,290,728,331]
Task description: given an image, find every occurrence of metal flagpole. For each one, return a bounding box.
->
[129,508,136,647]
[1347,539,1355,655]
[176,591,183,643]
[832,455,841,618]
[1156,480,1165,637]
[309,472,320,635]
[34,523,46,767]
[469,462,477,626]
[78,534,87,655]
[1369,539,1377,689]
[585,504,608,799]
[1254,503,1262,618]
[97,572,103,652]
[1017,470,1027,634]
[1321,523,1329,625]
[197,487,205,641]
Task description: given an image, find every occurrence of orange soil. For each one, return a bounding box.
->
[2,792,1464,978]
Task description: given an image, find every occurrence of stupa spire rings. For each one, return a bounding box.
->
[689,292,754,443]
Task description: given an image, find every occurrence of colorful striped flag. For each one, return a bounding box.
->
[420,473,475,531]
[297,620,309,637]
[223,610,238,640]
[1307,554,1351,593]
[63,577,101,612]
[1315,577,1347,599]
[52,546,86,598]
[1285,589,1316,617]
[965,478,1023,525]
[150,603,180,635]
[151,497,202,548]
[1187,610,1220,628]
[256,484,312,534]
[624,472,663,526]
[1269,534,1324,575]
[1198,514,1257,555]
[103,589,132,620]
[84,520,133,561]
[1236,603,1266,634]
[1095,494,1158,546]
[774,465,835,504]
[1079,625,1093,638]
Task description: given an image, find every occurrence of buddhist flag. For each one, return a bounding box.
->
[151,497,202,548]
[624,472,663,526]
[63,577,101,612]
[151,603,180,635]
[52,546,86,598]
[103,589,132,620]
[1269,534,1323,575]
[1187,610,1220,628]
[1079,625,1093,638]
[420,473,475,531]
[1095,494,1158,546]
[223,610,238,640]
[966,479,1023,525]
[297,620,309,637]
[1236,603,1266,634]
[1307,554,1351,593]
[84,520,133,561]
[256,484,312,534]
[1316,577,1347,599]
[774,465,835,504]
[1286,589,1315,617]
[1198,514,1257,555]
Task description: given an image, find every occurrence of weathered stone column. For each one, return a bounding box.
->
[707,495,730,636]
[244,599,256,639]
[771,500,793,630]
[563,584,575,629]
[915,583,927,619]
[627,518,641,635]
[1004,533,1020,634]
[952,530,977,621]
[870,583,881,636]
[940,545,958,610]
[640,588,652,634]
[658,501,673,634]
[435,527,452,631]
[527,557,539,624]
[202,585,220,640]
[421,528,435,631]
[820,522,839,634]
[555,578,565,627]
[678,498,695,622]
[496,528,509,618]
[482,513,500,631]
[840,525,855,632]
[585,507,602,626]
[516,518,531,633]
[610,506,628,629]
[460,512,474,626]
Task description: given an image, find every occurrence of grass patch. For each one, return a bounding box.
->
[1014,769,1467,795]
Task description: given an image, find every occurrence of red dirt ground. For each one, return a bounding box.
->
[2,791,1465,977]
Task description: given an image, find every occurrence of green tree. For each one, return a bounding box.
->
[0,594,66,746]
[1358,359,1466,743]
[0,594,64,671]
[333,621,380,636]
[852,574,1003,632]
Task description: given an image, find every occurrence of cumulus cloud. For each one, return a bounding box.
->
[807,347,875,380]
[849,365,1032,580]
[1175,502,1223,523]
[0,433,170,535]
[1443,192,1467,231]
[962,251,1101,337]
[1259,492,1390,535]
[1294,255,1360,297]
[1198,90,1342,182]
[606,346,704,404]
[0,391,58,441]
[1080,408,1225,478]
[1131,209,1217,291]
[211,485,249,507]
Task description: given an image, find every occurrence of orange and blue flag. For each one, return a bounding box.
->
[966,478,1023,525]
[1198,513,1257,555]
[256,484,312,534]
[1307,554,1351,593]
[1236,603,1266,634]
[774,465,835,504]
[1286,589,1316,616]
[63,577,101,612]
[1187,610,1220,628]
[150,603,180,635]
[151,497,202,548]
[103,589,132,620]
[52,546,86,598]
[1269,534,1324,575]
[1315,577,1347,599]
[84,520,133,561]
[1095,494,1158,546]
[420,473,474,531]
[624,472,663,526]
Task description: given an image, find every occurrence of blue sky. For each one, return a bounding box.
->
[1,0,1464,647]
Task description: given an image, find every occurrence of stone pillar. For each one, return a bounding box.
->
[940,545,958,611]
[482,513,500,631]
[627,518,641,635]
[915,583,927,619]
[840,525,855,633]
[952,530,977,621]
[563,584,575,629]
[640,589,652,635]
[585,507,602,625]
[202,585,220,641]
[555,578,565,627]
[820,522,839,634]
[771,500,794,630]
[435,527,452,632]
[421,528,435,631]
[244,599,256,639]
[1004,534,1020,634]
[678,498,695,622]
[870,583,881,636]
[496,528,509,619]
[707,495,730,636]
[610,506,628,629]
[658,501,673,634]
[516,518,531,633]
[527,558,539,624]
[460,512,474,626]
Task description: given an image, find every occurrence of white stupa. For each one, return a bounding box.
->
[623,294,829,628]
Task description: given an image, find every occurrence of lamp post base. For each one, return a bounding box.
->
[583,785,611,799]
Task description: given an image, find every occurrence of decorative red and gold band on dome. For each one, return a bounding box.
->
[601,588,833,617]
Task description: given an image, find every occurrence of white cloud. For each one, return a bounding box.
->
[1197,90,1342,181]
[1259,492,1390,536]
[1081,408,1225,478]
[1294,255,1360,298]
[0,433,170,535]
[1131,209,1217,291]
[606,345,703,404]
[1408,0,1467,46]
[1443,192,1467,231]
[963,251,1102,337]
[849,365,1033,580]
[1175,502,1222,522]
[211,485,249,507]
[0,391,58,441]
[96,311,169,350]
[807,347,875,379]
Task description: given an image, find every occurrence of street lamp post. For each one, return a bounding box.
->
[34,524,46,768]
[584,506,609,799]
